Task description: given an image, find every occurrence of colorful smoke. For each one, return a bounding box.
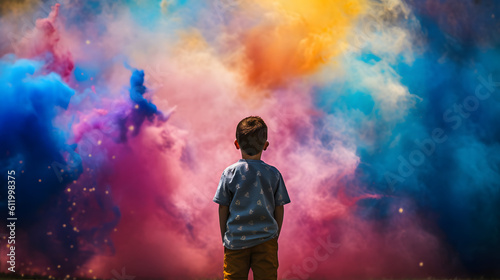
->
[1,0,499,279]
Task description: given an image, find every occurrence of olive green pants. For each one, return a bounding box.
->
[223,237,279,280]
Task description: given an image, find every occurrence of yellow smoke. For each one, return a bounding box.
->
[243,0,367,88]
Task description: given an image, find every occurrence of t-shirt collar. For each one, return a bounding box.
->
[238,159,263,162]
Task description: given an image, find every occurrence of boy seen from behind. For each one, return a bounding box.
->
[213,116,291,280]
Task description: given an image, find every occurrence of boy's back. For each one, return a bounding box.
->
[214,159,290,249]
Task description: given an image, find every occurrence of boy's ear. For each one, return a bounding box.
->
[234,139,240,150]
[263,141,269,151]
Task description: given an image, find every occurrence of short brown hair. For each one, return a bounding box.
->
[236,116,268,156]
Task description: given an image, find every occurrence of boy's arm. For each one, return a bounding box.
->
[274,205,284,237]
[218,205,229,242]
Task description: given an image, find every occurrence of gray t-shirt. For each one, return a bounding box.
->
[213,159,291,249]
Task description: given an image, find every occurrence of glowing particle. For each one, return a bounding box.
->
[134,104,139,109]
[67,188,71,192]
[47,267,51,270]
[105,190,109,194]
[70,244,74,248]
[72,202,76,206]
[21,170,24,173]
[492,14,495,19]
[61,169,64,173]
[114,228,118,232]
[6,244,10,248]
[112,155,116,159]
[57,265,61,269]
[47,232,52,236]
[73,180,77,184]
[88,154,92,157]
[399,208,404,213]
[86,40,90,45]
[128,125,135,131]
[83,187,87,191]
[89,269,93,273]
[62,224,66,228]
[19,160,23,164]
[419,262,424,267]
[73,227,78,232]
[97,140,102,145]
[39,179,42,182]
[48,166,51,169]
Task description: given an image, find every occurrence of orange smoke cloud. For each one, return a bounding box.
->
[243,0,367,88]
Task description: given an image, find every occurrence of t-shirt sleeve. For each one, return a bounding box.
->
[213,170,231,205]
[275,171,291,206]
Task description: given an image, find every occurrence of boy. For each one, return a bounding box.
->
[213,116,291,280]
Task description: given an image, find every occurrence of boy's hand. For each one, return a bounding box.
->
[274,205,284,237]
[218,205,230,243]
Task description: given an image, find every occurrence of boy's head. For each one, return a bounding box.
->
[235,116,268,156]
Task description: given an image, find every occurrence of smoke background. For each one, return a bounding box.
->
[0,0,499,279]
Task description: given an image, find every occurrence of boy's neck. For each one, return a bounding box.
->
[241,152,262,160]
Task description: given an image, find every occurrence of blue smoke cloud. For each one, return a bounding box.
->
[0,55,84,273]
[314,1,500,275]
